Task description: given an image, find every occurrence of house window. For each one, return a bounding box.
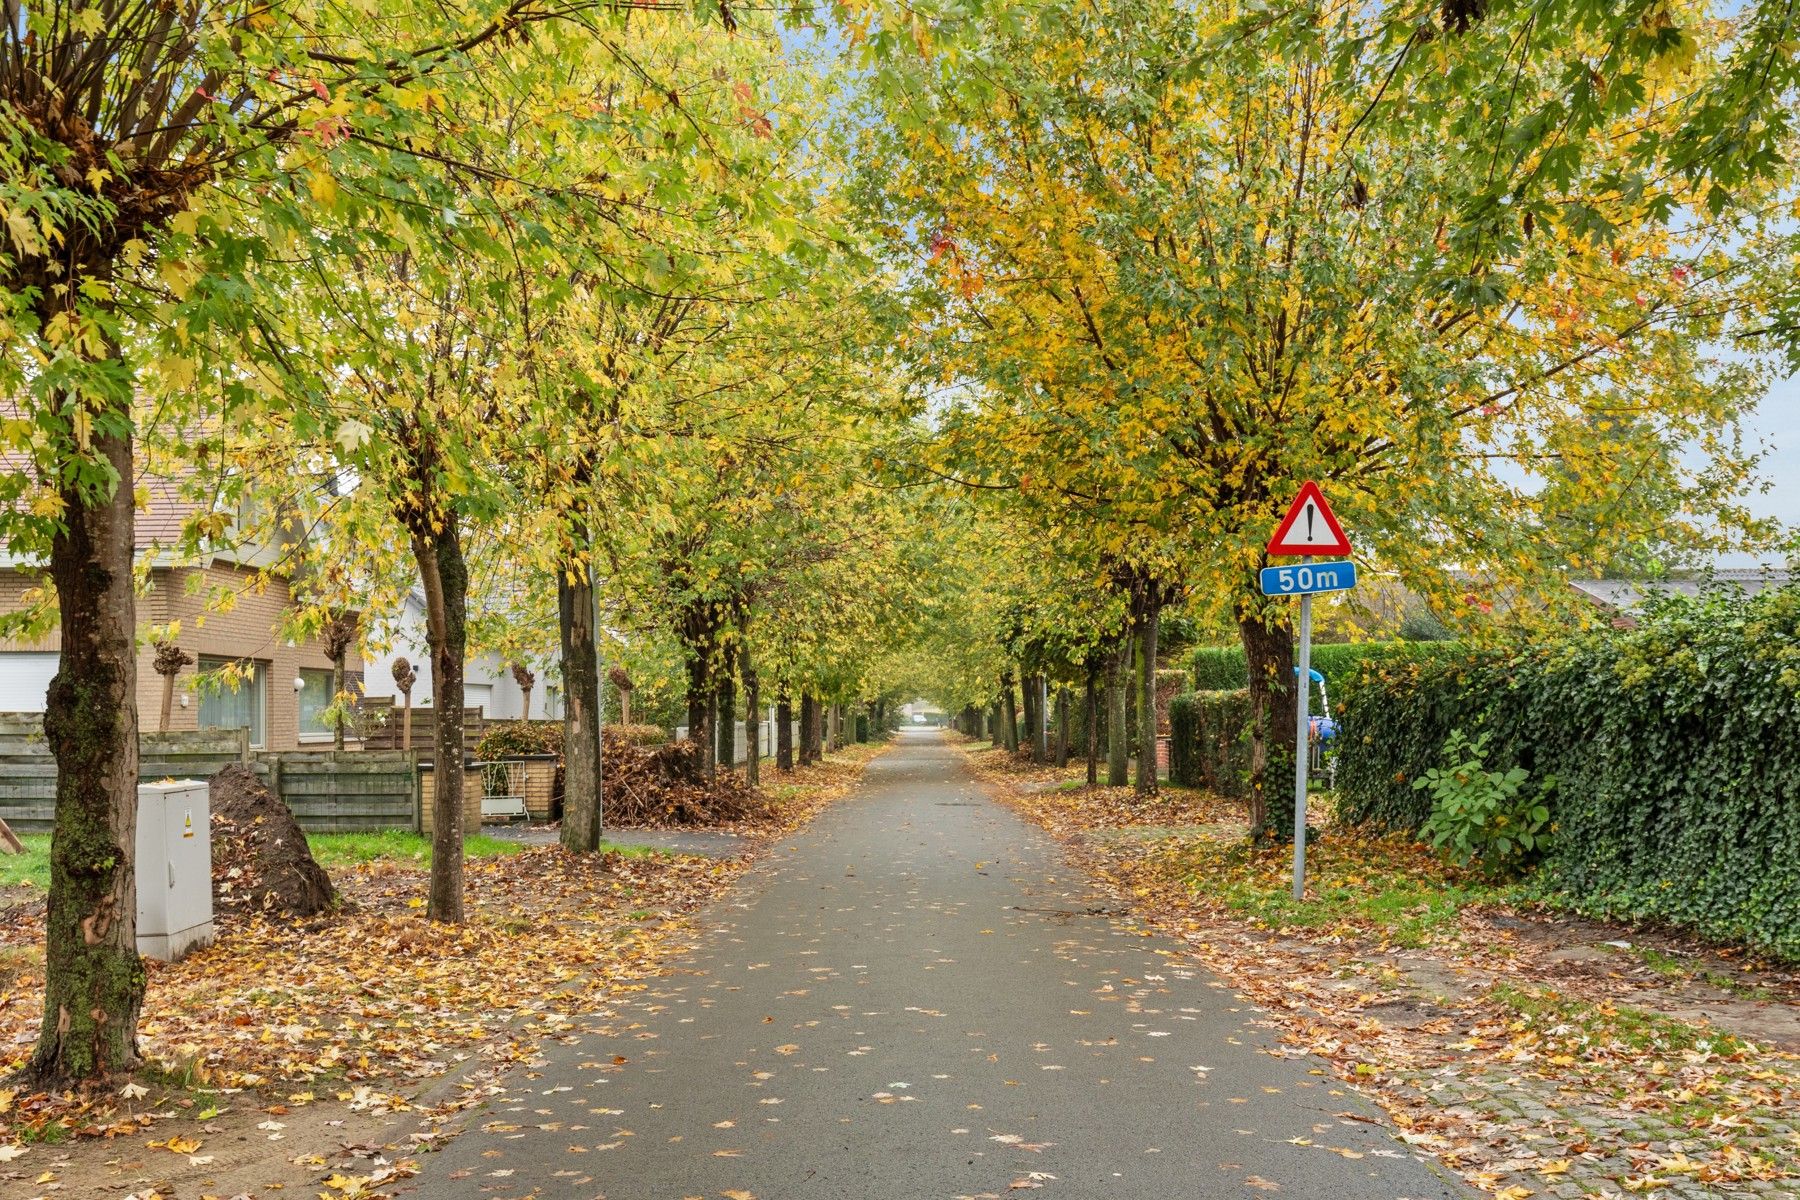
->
[197,656,266,748]
[298,667,335,741]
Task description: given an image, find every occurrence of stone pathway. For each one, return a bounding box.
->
[411,732,1469,1199]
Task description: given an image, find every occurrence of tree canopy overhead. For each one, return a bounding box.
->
[0,0,1794,1084]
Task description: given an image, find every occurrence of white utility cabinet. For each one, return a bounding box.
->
[136,780,214,961]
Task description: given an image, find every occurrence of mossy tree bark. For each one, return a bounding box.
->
[742,639,761,788]
[1136,603,1161,797]
[558,551,602,852]
[1001,672,1019,753]
[716,664,737,771]
[415,523,469,923]
[1054,685,1069,768]
[1106,637,1131,787]
[31,425,145,1085]
[1239,609,1296,842]
[1084,662,1099,787]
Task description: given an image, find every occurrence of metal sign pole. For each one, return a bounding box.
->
[1292,557,1313,901]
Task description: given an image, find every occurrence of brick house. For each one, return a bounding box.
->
[0,474,361,751]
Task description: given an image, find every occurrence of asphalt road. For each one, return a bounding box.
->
[417,730,1468,1200]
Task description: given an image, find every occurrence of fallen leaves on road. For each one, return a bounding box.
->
[0,743,883,1189]
[961,739,1800,1199]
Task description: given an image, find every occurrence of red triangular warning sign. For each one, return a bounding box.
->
[1267,481,1351,556]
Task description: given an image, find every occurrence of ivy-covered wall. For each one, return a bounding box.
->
[1333,588,1800,961]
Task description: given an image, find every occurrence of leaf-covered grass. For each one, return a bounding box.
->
[1158,828,1508,948]
[0,834,51,889]
[1490,983,1746,1058]
[307,830,524,869]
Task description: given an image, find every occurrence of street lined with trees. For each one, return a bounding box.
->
[2,0,1797,1195]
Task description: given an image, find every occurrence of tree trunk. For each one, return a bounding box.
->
[1001,673,1019,753]
[716,666,737,771]
[1054,686,1069,768]
[416,523,469,923]
[990,699,1002,746]
[1084,662,1099,787]
[799,692,817,766]
[1019,677,1035,759]
[827,702,841,752]
[1136,604,1161,796]
[685,651,712,769]
[558,557,602,852]
[776,694,794,770]
[620,687,631,727]
[30,426,145,1084]
[401,689,413,752]
[742,631,760,789]
[332,652,347,751]
[1239,609,1296,842]
[158,672,175,733]
[519,682,533,723]
[1106,637,1130,787]
[1034,675,1050,762]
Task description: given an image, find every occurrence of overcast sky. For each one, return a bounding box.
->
[1736,371,1799,564]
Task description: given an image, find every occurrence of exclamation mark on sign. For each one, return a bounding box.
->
[1305,503,1315,542]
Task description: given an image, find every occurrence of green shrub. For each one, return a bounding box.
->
[1413,729,1554,871]
[475,720,562,760]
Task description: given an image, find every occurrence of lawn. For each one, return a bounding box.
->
[3,830,533,888]
[0,834,51,889]
[305,829,525,868]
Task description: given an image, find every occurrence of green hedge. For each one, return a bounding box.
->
[1168,690,1254,797]
[1193,641,1462,692]
[1168,694,1200,786]
[1334,587,1800,960]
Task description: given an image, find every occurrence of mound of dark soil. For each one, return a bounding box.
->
[210,763,336,916]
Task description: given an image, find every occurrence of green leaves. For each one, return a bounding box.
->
[1413,729,1555,871]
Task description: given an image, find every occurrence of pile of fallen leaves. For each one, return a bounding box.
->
[601,735,778,828]
[210,763,336,917]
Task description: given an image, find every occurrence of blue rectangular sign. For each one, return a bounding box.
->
[1259,559,1357,597]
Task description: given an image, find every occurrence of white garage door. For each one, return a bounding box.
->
[0,652,59,713]
[463,683,494,717]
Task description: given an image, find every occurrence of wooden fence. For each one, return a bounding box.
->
[0,714,250,832]
[263,750,417,832]
[2,714,410,834]
[358,700,489,753]
[1,713,566,835]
